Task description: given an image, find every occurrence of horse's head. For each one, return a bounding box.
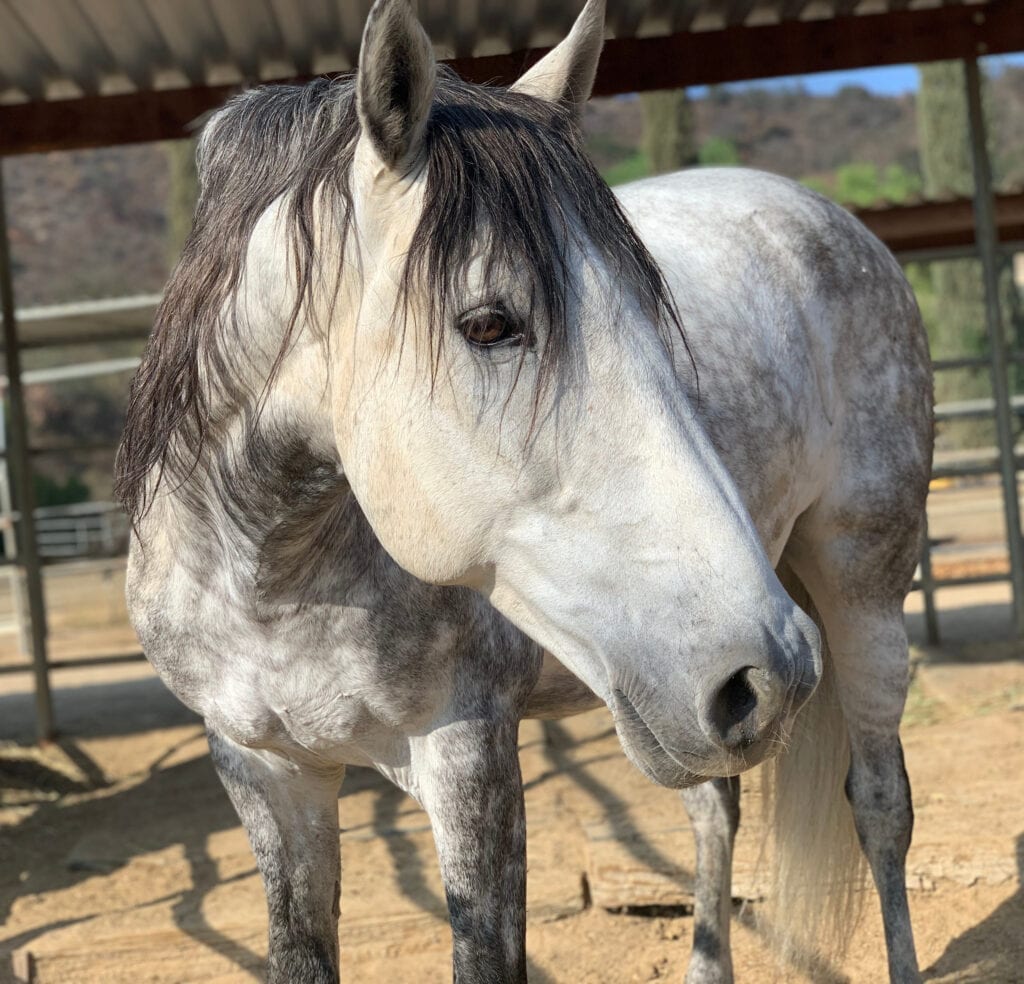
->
[331,0,820,785]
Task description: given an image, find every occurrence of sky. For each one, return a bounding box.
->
[691,53,1024,99]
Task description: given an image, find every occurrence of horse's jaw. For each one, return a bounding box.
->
[483,514,821,788]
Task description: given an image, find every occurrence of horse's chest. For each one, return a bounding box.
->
[128,550,455,763]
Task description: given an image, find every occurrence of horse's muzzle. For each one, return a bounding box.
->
[609,649,819,789]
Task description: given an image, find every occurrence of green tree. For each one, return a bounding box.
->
[879,163,923,203]
[602,152,650,186]
[835,162,883,207]
[801,163,921,207]
[918,63,973,200]
[165,139,199,269]
[698,137,739,167]
[640,90,697,176]
[33,474,90,508]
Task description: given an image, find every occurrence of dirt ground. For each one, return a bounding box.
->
[0,479,1022,982]
[0,637,1022,983]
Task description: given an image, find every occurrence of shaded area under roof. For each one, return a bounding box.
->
[1,0,1022,155]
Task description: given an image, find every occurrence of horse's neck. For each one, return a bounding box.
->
[151,275,338,560]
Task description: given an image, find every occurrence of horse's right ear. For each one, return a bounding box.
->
[357,0,436,173]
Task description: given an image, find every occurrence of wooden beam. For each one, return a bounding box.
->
[0,84,238,154]
[854,192,1024,255]
[1,0,1022,155]
[579,0,1024,95]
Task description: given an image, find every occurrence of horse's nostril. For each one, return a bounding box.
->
[721,668,758,722]
[705,666,770,751]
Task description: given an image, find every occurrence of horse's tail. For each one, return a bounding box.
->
[758,563,866,968]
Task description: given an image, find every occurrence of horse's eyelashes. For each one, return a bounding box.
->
[457,307,532,351]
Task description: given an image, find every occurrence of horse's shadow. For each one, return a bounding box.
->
[10,673,983,983]
[1,674,563,981]
[0,685,263,977]
[922,831,1024,983]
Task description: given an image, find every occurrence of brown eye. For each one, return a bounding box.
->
[457,307,528,350]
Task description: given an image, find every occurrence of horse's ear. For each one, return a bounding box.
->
[357,0,436,172]
[510,0,605,117]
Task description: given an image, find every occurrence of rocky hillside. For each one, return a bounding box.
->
[584,83,919,181]
[5,66,1024,309]
[585,65,1024,191]
[6,143,170,308]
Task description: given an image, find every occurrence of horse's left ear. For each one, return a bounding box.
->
[510,0,605,117]
[357,0,436,172]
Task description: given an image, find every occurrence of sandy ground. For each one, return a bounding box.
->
[0,640,1021,983]
[0,478,1022,982]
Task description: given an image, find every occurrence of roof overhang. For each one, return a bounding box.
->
[0,0,1020,156]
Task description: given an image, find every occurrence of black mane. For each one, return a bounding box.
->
[115,67,684,521]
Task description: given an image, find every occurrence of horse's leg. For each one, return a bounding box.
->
[207,729,345,984]
[681,776,741,984]
[819,605,920,983]
[787,517,922,983]
[411,713,526,984]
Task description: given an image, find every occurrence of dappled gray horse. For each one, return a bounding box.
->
[116,1,932,981]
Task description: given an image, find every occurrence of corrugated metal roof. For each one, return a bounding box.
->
[0,0,1000,107]
[1,0,1019,154]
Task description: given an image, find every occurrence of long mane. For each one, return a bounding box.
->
[115,67,685,522]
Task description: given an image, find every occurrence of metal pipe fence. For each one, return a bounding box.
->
[0,502,129,561]
[914,357,1021,645]
[908,58,1024,645]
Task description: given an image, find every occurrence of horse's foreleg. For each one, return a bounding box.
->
[207,729,344,984]
[680,776,740,984]
[413,714,527,984]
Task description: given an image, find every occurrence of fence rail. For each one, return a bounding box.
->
[1,502,128,562]
[916,350,1024,642]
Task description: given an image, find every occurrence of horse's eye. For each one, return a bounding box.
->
[457,308,528,349]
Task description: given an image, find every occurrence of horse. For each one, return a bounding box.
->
[115,1,932,981]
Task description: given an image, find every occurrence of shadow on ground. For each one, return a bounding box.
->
[1,671,198,745]
[906,602,1015,653]
[0,741,245,961]
[923,833,1024,983]
[7,649,1016,982]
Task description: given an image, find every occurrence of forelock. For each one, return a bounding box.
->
[115,69,686,521]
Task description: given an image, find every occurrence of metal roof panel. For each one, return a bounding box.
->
[7,0,115,96]
[0,0,1002,103]
[0,0,1014,154]
[77,0,173,91]
[141,0,230,86]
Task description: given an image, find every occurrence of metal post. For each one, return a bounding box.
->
[0,402,18,561]
[918,513,940,646]
[964,57,1024,637]
[0,160,54,740]
[0,401,29,654]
